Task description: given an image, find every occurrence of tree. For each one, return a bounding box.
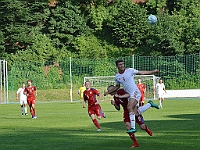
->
[46,0,90,49]
[107,0,148,48]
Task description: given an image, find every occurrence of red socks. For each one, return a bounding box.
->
[92,119,101,129]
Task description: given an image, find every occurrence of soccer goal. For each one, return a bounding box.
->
[84,75,160,101]
[0,60,8,104]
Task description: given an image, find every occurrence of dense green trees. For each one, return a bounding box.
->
[0,0,200,64]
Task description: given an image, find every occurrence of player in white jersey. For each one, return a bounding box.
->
[154,79,166,108]
[16,82,28,116]
[104,60,159,133]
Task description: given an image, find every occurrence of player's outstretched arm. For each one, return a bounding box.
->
[104,85,120,96]
[115,93,130,99]
[137,69,159,75]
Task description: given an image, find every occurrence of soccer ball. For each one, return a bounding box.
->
[148,15,157,24]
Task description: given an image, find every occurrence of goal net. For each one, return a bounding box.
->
[84,75,160,101]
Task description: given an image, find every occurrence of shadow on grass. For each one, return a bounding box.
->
[167,113,200,120]
[0,114,200,150]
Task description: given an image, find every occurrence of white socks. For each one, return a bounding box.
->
[129,112,136,129]
[24,106,27,114]
[138,103,151,114]
[159,100,162,108]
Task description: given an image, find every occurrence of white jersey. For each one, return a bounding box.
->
[17,88,27,101]
[155,83,165,93]
[115,68,141,100]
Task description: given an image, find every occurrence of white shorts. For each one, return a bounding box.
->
[128,90,141,106]
[20,99,27,105]
[158,92,165,99]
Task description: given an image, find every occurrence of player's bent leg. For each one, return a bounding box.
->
[90,114,101,131]
[24,104,28,115]
[139,123,152,136]
[32,104,37,119]
[133,106,139,117]
[20,104,24,116]
[127,98,137,133]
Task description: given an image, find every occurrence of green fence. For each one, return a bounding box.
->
[8,53,200,102]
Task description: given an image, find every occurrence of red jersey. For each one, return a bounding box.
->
[83,88,100,106]
[24,86,36,101]
[137,83,146,94]
[114,89,128,111]
[114,88,144,125]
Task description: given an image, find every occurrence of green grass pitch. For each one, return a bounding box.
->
[0,99,200,150]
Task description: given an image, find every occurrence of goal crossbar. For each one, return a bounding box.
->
[84,75,160,100]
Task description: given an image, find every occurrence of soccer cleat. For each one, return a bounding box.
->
[96,129,102,132]
[103,113,106,118]
[148,100,159,109]
[32,116,37,119]
[130,143,139,148]
[126,128,137,133]
[25,113,28,116]
[21,113,24,116]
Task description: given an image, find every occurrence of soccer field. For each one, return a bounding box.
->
[0,99,200,150]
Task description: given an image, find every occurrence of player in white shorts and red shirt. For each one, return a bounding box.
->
[104,60,159,133]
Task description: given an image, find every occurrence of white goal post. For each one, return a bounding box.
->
[0,60,8,104]
[84,75,160,101]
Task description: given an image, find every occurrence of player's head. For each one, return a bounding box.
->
[85,81,90,89]
[138,78,142,83]
[27,80,32,86]
[22,82,25,88]
[82,84,85,87]
[107,85,117,96]
[159,79,163,83]
[115,60,124,72]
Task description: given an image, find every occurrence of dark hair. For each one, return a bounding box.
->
[27,80,32,83]
[115,60,124,66]
[107,85,114,90]
[85,81,90,85]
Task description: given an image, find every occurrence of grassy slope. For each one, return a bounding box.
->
[0,99,200,150]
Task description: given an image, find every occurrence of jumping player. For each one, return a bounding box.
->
[83,81,106,131]
[107,85,159,148]
[104,60,159,133]
[24,80,37,119]
[137,78,146,106]
[16,82,28,116]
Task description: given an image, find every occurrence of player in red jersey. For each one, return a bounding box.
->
[83,81,106,131]
[137,78,146,106]
[107,85,159,148]
[23,80,37,119]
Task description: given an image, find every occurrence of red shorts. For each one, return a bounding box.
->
[140,94,145,102]
[88,104,103,117]
[27,99,36,106]
[123,110,144,125]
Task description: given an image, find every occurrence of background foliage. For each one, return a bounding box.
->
[0,0,200,101]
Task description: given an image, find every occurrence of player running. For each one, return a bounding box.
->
[83,81,106,131]
[16,82,28,116]
[23,80,37,119]
[137,78,146,106]
[107,85,159,148]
